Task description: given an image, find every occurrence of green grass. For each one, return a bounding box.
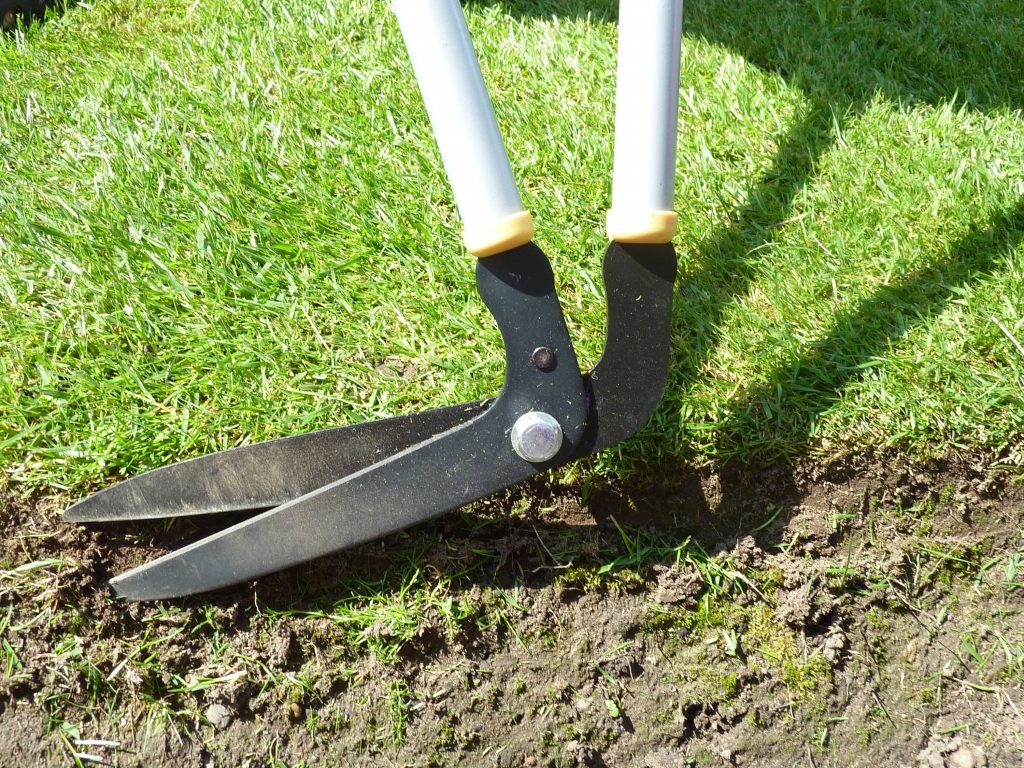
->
[1,0,1023,494]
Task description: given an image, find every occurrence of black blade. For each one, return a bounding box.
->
[111,402,545,599]
[110,243,591,600]
[64,401,488,521]
[573,242,678,455]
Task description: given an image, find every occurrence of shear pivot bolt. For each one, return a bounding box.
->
[510,412,563,463]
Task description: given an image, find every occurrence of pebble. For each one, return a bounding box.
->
[947,746,985,768]
[904,638,920,663]
[205,703,233,731]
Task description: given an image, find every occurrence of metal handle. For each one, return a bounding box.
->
[392,0,534,257]
[607,0,684,244]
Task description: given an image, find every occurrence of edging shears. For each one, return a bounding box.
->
[66,0,684,601]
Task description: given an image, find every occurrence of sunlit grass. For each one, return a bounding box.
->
[2,0,1023,493]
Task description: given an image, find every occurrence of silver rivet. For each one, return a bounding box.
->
[510,412,563,463]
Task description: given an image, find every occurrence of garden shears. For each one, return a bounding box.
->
[65,0,684,601]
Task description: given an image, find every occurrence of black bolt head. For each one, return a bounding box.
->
[532,346,557,371]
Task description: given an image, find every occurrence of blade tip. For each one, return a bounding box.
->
[63,488,121,522]
[63,500,97,523]
[109,574,158,602]
[110,569,191,602]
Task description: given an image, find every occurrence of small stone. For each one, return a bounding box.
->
[947,746,985,768]
[205,703,233,730]
[287,702,304,722]
[904,637,920,663]
[823,628,848,663]
[568,741,599,767]
[642,750,689,768]
[524,757,538,767]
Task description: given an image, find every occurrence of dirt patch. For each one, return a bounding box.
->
[0,0,62,30]
[1,449,1022,767]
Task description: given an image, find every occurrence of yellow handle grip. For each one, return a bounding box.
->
[463,211,536,257]
[606,209,678,244]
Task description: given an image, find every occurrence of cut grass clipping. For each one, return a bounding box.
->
[1,0,1023,496]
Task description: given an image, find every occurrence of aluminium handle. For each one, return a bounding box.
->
[392,0,533,258]
[607,0,684,244]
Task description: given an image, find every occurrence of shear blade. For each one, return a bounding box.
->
[110,399,573,600]
[106,244,592,600]
[64,401,488,522]
[73,243,676,600]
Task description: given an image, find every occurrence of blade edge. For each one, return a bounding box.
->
[64,401,489,522]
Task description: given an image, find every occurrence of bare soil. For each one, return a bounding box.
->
[1,449,1022,767]
[0,0,60,30]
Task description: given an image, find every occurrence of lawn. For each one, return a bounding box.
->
[1,1,1022,766]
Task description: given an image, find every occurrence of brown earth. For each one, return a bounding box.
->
[1,449,1022,767]
[0,0,61,30]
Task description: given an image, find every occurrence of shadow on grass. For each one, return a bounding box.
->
[720,199,1024,448]
[461,1,1024,549]
[476,0,1023,110]
[475,0,1023,457]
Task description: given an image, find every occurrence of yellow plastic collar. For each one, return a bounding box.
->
[606,209,678,244]
[463,211,535,258]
